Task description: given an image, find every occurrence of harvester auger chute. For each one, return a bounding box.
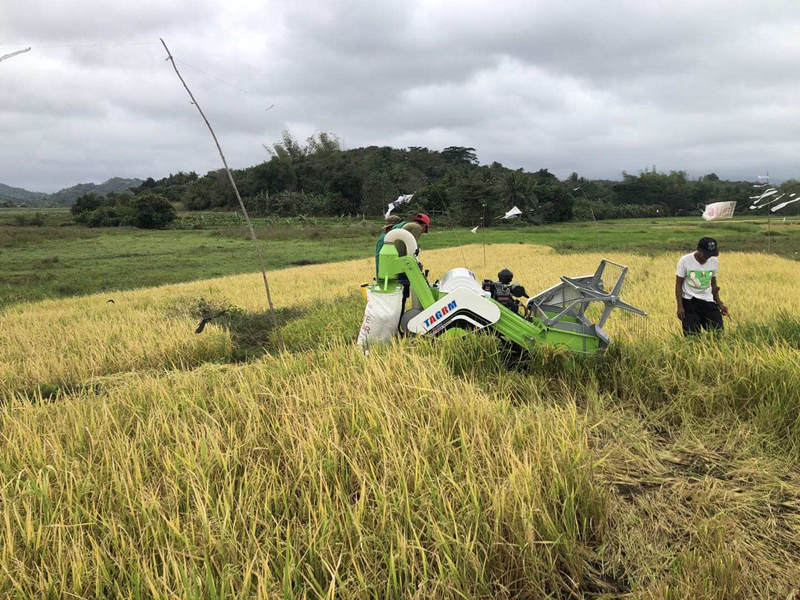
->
[372,230,646,355]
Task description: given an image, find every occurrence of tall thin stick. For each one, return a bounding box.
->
[481,202,486,269]
[160,39,284,351]
[768,213,772,253]
[0,47,31,63]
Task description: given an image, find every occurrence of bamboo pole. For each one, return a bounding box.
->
[481,202,486,269]
[0,47,31,63]
[160,39,284,351]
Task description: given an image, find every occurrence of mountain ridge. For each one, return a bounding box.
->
[0,177,143,207]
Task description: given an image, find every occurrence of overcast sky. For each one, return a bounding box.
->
[1,0,799,192]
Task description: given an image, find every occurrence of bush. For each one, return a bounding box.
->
[70,193,104,218]
[131,193,177,229]
[85,206,121,227]
[12,213,45,226]
[71,192,176,229]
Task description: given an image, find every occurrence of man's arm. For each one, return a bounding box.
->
[711,276,728,316]
[675,276,685,321]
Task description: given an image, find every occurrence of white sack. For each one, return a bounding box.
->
[356,288,403,350]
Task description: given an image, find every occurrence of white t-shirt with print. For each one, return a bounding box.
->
[676,253,718,302]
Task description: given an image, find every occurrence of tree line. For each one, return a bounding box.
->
[71,132,781,227]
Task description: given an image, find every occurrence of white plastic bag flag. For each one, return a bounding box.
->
[771,197,800,212]
[750,194,783,210]
[470,225,479,233]
[749,189,778,203]
[384,194,414,218]
[702,201,736,221]
[501,206,523,220]
[749,189,778,201]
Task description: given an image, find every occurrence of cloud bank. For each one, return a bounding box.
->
[1,0,798,191]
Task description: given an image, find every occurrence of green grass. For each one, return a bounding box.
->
[2,209,799,308]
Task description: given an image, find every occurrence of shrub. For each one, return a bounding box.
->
[131,193,177,229]
[12,212,45,226]
[71,192,176,229]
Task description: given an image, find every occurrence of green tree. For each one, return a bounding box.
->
[131,193,176,229]
[452,174,498,226]
[442,146,478,165]
[70,193,104,220]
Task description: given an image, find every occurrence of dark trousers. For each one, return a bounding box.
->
[682,297,723,336]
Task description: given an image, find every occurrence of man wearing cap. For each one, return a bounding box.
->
[395,213,430,255]
[675,237,729,335]
[374,213,431,277]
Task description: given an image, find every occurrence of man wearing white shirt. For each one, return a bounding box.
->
[675,237,729,335]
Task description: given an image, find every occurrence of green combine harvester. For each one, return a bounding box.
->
[372,229,646,355]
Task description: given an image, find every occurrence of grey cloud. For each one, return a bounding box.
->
[2,0,800,191]
[0,1,217,43]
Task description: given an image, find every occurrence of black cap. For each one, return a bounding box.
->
[498,269,513,284]
[697,237,719,257]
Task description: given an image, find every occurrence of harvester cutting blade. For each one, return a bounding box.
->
[527,259,646,333]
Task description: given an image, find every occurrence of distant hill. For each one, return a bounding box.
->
[46,178,144,206]
[0,182,46,205]
[0,178,143,207]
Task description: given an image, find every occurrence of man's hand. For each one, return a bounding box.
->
[675,276,686,322]
[718,303,729,317]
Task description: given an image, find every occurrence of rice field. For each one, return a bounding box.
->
[1,244,799,598]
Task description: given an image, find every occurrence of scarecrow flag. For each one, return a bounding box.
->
[748,189,778,202]
[771,197,800,212]
[702,201,736,221]
[501,206,523,220]
[471,225,479,233]
[750,194,784,210]
[384,194,414,219]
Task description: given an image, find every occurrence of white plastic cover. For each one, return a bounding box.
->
[383,228,418,256]
[438,268,481,294]
[407,287,501,335]
[356,288,403,350]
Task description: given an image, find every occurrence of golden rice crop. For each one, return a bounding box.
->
[1,244,799,598]
[2,244,799,399]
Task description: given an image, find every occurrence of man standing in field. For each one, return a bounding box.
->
[675,237,729,335]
